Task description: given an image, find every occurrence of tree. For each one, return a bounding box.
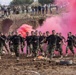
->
[10,0,55,5]
[39,0,54,5]
[10,0,33,5]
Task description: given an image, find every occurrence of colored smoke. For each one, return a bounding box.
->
[18,0,76,54]
[37,0,76,36]
[37,0,76,54]
[17,24,33,38]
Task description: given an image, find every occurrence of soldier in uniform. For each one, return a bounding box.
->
[8,32,14,55]
[66,32,75,57]
[46,30,57,59]
[1,33,9,53]
[0,32,8,59]
[25,32,32,57]
[19,34,25,54]
[10,31,24,61]
[32,31,39,57]
[56,33,63,58]
[39,31,45,56]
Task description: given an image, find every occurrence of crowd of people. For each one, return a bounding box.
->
[0,30,76,61]
[0,4,58,17]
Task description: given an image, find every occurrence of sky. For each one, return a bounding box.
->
[0,0,12,5]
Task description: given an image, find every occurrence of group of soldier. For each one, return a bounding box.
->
[0,30,76,61]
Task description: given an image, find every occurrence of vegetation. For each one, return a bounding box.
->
[10,0,54,5]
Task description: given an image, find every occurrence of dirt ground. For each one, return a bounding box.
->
[0,55,76,75]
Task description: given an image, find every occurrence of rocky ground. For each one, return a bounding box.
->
[0,55,76,75]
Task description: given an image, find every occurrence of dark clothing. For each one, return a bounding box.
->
[0,36,4,46]
[39,35,45,53]
[25,36,32,55]
[7,35,14,52]
[1,35,6,40]
[46,34,57,58]
[34,7,38,12]
[38,6,41,11]
[1,35,6,45]
[30,35,34,44]
[67,36,74,46]
[56,36,63,55]
[46,35,57,45]
[32,35,39,45]
[13,45,19,57]
[56,36,62,47]
[66,46,74,54]
[45,6,48,14]
[0,36,5,55]
[10,35,21,45]
[66,36,75,54]
[31,35,39,57]
[39,36,45,44]
[42,6,44,14]
[10,35,23,57]
[7,7,11,15]
[25,36,31,45]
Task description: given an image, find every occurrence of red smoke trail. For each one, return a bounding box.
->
[17,24,33,38]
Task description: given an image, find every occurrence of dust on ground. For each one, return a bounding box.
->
[0,55,76,75]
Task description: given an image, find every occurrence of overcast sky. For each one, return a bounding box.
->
[0,0,12,5]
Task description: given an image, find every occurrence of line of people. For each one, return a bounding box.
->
[0,30,76,61]
[0,4,58,17]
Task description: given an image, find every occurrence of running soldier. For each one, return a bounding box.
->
[0,32,8,59]
[56,33,63,58]
[45,31,50,57]
[39,31,45,56]
[32,31,39,57]
[1,33,9,53]
[8,32,14,55]
[66,32,75,57]
[19,34,25,54]
[10,31,24,61]
[46,30,57,59]
[25,32,32,57]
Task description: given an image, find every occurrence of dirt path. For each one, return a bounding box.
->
[0,55,76,75]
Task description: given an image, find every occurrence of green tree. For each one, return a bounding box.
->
[10,0,33,5]
[10,0,54,5]
[39,0,54,5]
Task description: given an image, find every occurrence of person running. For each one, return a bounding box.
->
[10,31,23,61]
[8,32,14,55]
[56,33,63,58]
[19,34,25,54]
[1,33,9,54]
[0,32,8,59]
[46,30,57,59]
[38,31,45,56]
[32,31,39,57]
[25,32,32,57]
[66,32,75,57]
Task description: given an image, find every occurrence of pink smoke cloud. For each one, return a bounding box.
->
[17,24,33,38]
[37,0,76,54]
[37,0,76,36]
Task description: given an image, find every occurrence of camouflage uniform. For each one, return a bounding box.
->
[56,36,63,56]
[46,34,57,58]
[0,37,4,56]
[66,36,74,54]
[32,35,39,57]
[0,44,3,56]
[11,35,21,57]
